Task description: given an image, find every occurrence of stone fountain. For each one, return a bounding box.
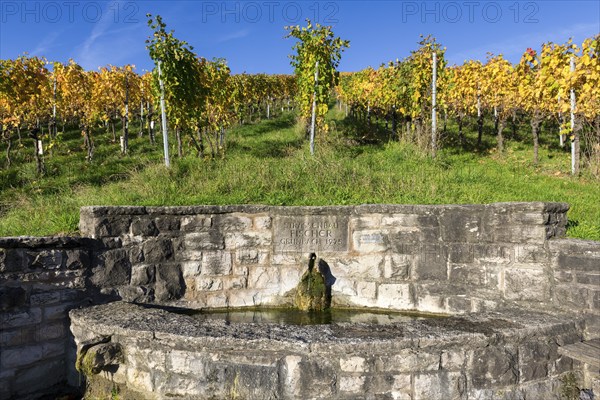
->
[1,203,599,399]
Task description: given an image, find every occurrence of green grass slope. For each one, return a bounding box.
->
[0,110,598,240]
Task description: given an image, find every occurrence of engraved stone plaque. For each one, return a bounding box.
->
[273,215,349,253]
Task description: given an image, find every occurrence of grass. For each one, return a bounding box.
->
[0,108,598,240]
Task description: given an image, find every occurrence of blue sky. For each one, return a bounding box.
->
[1,1,598,74]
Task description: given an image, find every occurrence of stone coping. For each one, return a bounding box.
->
[70,301,584,350]
[80,202,570,217]
[0,236,98,249]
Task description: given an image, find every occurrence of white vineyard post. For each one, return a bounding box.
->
[158,61,170,168]
[52,77,57,138]
[558,95,564,147]
[310,60,319,156]
[570,56,577,175]
[431,51,437,158]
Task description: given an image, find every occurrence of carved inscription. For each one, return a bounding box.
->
[273,215,349,253]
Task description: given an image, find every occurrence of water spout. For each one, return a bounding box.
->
[294,253,336,312]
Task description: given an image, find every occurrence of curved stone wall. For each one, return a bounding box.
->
[2,202,599,399]
[78,202,579,315]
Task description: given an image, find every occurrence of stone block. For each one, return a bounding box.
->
[128,348,166,372]
[378,350,439,373]
[337,255,384,281]
[557,254,600,272]
[296,357,337,399]
[225,231,271,249]
[504,267,549,301]
[418,294,448,313]
[384,254,412,280]
[439,209,481,243]
[202,252,233,275]
[554,286,593,311]
[236,249,259,264]
[494,225,548,244]
[474,244,513,264]
[28,250,64,270]
[441,349,468,370]
[168,350,207,375]
[142,237,173,263]
[127,368,154,394]
[131,217,158,236]
[279,266,303,295]
[205,292,229,308]
[449,264,485,285]
[390,374,411,397]
[13,359,64,396]
[181,261,202,277]
[351,214,383,229]
[381,214,422,227]
[0,286,28,311]
[414,371,464,400]
[213,214,253,231]
[154,373,205,398]
[516,244,549,263]
[518,341,552,383]
[281,355,303,398]
[118,286,154,303]
[273,214,349,254]
[340,356,366,372]
[272,253,301,266]
[184,232,225,251]
[43,303,72,321]
[339,375,365,392]
[42,340,65,358]
[352,231,389,253]
[356,281,377,300]
[0,248,27,272]
[0,308,42,329]
[196,277,224,291]
[247,266,279,289]
[334,278,357,297]
[92,249,131,287]
[225,276,247,290]
[448,244,475,263]
[447,296,472,313]
[36,321,66,342]
[181,215,212,232]
[575,273,600,286]
[130,264,155,286]
[1,327,35,347]
[414,244,447,281]
[253,216,272,230]
[65,249,90,270]
[95,216,132,238]
[553,270,573,283]
[154,216,181,232]
[472,346,518,388]
[376,284,413,310]
[155,264,184,301]
[1,344,44,369]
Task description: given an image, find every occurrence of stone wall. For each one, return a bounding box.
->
[78,202,596,317]
[1,202,599,399]
[69,301,586,400]
[0,237,97,399]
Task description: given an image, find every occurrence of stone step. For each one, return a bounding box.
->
[559,339,600,369]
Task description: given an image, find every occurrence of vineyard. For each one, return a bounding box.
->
[0,18,599,239]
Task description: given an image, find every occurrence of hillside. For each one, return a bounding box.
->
[0,109,598,240]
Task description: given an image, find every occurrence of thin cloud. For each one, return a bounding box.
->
[30,31,62,58]
[449,22,599,65]
[216,29,251,43]
[75,0,145,69]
